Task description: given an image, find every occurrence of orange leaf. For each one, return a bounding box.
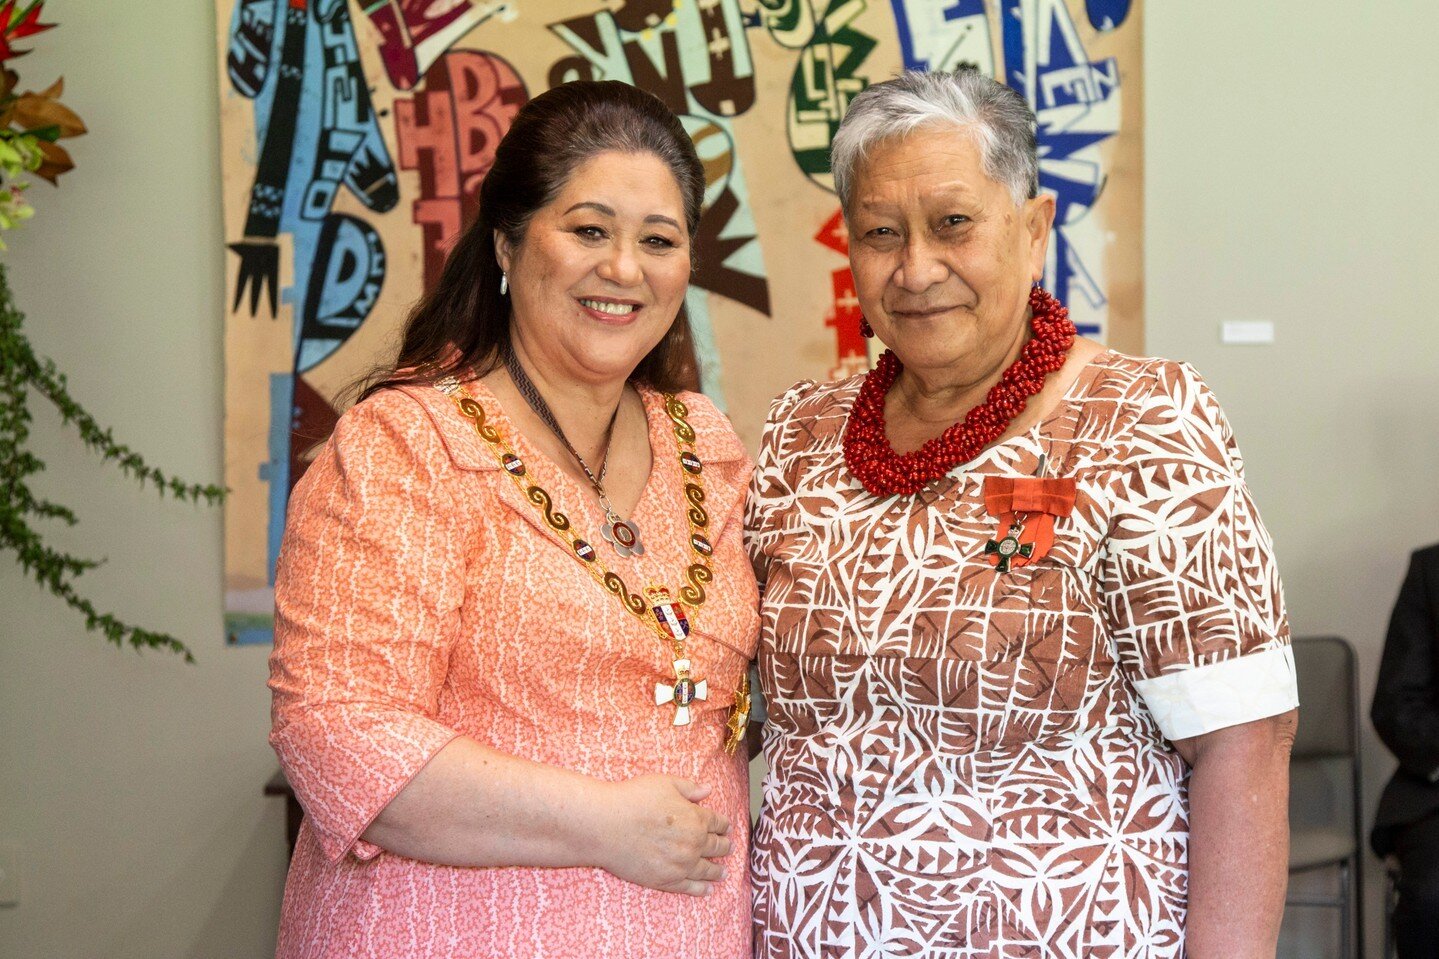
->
[33,137,70,183]
[13,90,84,138]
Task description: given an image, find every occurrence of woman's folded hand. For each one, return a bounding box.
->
[591,774,732,896]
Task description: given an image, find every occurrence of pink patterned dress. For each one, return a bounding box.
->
[745,352,1299,959]
[269,378,758,958]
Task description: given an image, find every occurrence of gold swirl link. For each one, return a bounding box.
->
[439,381,711,646]
[679,562,712,607]
[663,394,697,444]
[455,395,502,444]
[683,482,709,529]
[602,571,648,616]
[525,485,572,532]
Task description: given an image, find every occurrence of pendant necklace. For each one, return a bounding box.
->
[502,344,645,557]
[432,372,750,753]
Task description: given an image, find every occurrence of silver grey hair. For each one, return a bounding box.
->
[830,69,1039,211]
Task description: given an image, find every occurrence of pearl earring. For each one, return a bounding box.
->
[500,272,509,296]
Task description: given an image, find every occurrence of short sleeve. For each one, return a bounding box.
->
[268,390,467,862]
[744,382,813,590]
[1099,362,1298,741]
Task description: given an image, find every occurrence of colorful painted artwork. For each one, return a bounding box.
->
[216,0,1142,644]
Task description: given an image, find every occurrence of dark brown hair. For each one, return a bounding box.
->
[357,80,705,402]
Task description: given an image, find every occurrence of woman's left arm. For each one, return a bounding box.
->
[1172,709,1298,959]
[1100,362,1300,957]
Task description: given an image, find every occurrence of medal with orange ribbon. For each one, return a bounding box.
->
[981,454,1078,572]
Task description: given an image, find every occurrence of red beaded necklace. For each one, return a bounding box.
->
[843,286,1077,496]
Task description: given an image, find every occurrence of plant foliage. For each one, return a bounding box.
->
[0,2,224,662]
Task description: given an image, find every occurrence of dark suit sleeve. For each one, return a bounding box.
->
[1372,549,1439,779]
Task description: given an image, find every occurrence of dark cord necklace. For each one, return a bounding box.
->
[502,343,645,557]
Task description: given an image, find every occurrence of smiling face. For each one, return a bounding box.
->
[847,125,1055,388]
[495,150,691,387]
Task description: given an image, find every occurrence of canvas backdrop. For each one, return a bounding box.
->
[215,0,1143,644]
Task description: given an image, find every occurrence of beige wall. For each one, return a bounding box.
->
[1,1,1434,957]
[1146,2,1439,956]
[0,2,288,958]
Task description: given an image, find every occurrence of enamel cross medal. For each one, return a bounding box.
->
[984,520,1034,572]
[723,671,750,755]
[983,454,1046,573]
[655,658,709,726]
[648,587,708,725]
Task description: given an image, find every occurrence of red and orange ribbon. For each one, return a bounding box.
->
[980,476,1077,570]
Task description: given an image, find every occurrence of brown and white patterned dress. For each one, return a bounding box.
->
[744,352,1298,959]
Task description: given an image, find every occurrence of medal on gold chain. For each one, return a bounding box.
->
[434,377,747,753]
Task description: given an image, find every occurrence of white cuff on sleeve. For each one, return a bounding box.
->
[1132,645,1299,741]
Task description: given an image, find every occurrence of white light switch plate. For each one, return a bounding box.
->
[0,844,20,907]
[1220,320,1275,345]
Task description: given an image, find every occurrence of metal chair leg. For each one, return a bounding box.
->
[1354,854,1367,959]
[1340,861,1352,959]
[1383,860,1399,959]
[1383,877,1393,959]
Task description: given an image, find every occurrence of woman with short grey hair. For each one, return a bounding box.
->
[746,69,1298,958]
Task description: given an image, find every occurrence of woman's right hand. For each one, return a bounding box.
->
[591,774,731,896]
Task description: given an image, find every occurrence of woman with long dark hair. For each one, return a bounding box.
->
[268,81,758,959]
